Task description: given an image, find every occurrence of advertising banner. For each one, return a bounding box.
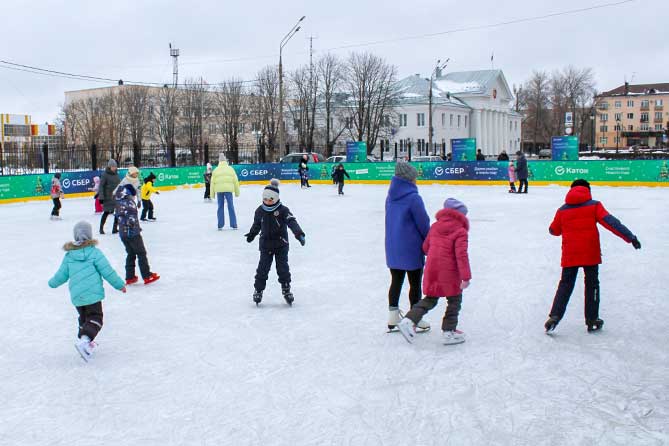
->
[551,136,579,161]
[346,141,368,162]
[451,138,477,162]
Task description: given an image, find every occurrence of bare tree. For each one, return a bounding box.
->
[180,78,211,163]
[343,52,398,153]
[101,88,127,162]
[71,97,105,154]
[520,71,551,150]
[122,85,150,167]
[215,78,245,163]
[561,66,596,140]
[288,65,319,150]
[155,86,179,166]
[317,53,346,156]
[254,66,280,160]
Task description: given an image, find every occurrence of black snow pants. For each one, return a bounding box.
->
[549,265,600,321]
[76,301,103,341]
[51,198,61,216]
[405,295,463,331]
[140,199,154,220]
[121,235,151,280]
[254,247,291,291]
[100,211,118,234]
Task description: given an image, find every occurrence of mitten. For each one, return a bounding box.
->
[99,199,104,204]
[298,234,306,246]
[121,287,127,293]
[245,233,255,243]
[460,280,470,289]
[632,238,641,250]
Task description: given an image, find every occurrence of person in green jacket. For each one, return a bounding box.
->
[48,221,126,361]
[211,154,241,230]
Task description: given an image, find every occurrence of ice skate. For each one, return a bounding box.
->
[397,318,416,343]
[281,285,294,306]
[125,276,139,285]
[442,329,466,345]
[544,316,560,333]
[387,308,401,331]
[75,336,96,362]
[144,272,160,285]
[253,289,263,306]
[586,318,604,332]
[416,318,431,332]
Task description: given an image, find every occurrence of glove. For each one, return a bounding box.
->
[156,191,160,195]
[245,233,255,243]
[460,280,470,290]
[297,234,306,246]
[121,287,127,293]
[632,238,641,250]
[99,199,103,204]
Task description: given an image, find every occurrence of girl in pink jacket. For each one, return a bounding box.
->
[398,198,472,345]
[508,162,517,193]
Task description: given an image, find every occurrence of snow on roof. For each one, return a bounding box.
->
[433,79,481,94]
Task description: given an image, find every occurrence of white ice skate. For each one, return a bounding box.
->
[442,330,466,345]
[416,318,431,332]
[75,336,97,362]
[397,318,416,343]
[387,308,401,331]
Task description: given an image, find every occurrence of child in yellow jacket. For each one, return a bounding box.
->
[140,172,159,221]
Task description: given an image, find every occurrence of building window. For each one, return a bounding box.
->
[600,136,608,145]
[398,114,407,127]
[464,116,468,128]
[641,100,649,109]
[457,115,461,128]
[628,125,633,131]
[515,121,518,131]
[614,101,621,108]
[598,102,609,110]
[640,123,650,131]
[599,125,608,132]
[208,123,217,134]
[655,99,663,107]
[640,112,649,122]
[627,100,634,107]
[450,114,453,127]
[655,112,663,120]
[614,137,621,144]
[416,113,425,127]
[627,113,634,119]
[441,113,445,128]
[345,117,352,129]
[614,124,622,131]
[614,112,622,121]
[509,121,513,131]
[600,114,609,122]
[656,124,664,131]
[238,123,245,134]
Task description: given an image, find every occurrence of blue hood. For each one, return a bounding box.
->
[387,176,418,201]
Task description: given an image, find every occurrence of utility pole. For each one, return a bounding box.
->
[278,16,306,157]
[428,59,449,152]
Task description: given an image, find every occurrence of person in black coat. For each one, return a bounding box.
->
[497,150,509,161]
[476,149,486,161]
[98,159,121,234]
[245,179,305,306]
[515,151,529,193]
[298,155,311,188]
[331,163,351,195]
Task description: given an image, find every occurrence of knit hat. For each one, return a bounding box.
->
[395,161,418,182]
[108,159,118,168]
[443,197,468,215]
[54,172,61,179]
[219,153,227,163]
[123,183,137,196]
[72,221,93,246]
[570,179,591,190]
[127,166,139,177]
[269,178,280,188]
[262,184,280,204]
[144,172,156,184]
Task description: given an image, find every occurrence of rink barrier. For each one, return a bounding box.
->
[1,160,668,203]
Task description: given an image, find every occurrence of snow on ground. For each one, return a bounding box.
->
[0,183,667,445]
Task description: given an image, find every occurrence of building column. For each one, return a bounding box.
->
[480,110,486,152]
[496,111,502,155]
[503,113,509,154]
[486,110,493,154]
[491,111,497,155]
[473,109,482,150]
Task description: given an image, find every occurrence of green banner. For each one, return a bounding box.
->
[2,160,668,202]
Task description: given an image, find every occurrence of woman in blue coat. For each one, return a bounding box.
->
[385,161,431,332]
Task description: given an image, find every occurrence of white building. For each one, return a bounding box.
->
[389,69,522,158]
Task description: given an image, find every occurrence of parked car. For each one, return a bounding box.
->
[538,149,552,159]
[412,155,443,162]
[279,152,325,163]
[326,155,347,163]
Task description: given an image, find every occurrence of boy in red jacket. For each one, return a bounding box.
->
[545,179,641,333]
[398,198,471,345]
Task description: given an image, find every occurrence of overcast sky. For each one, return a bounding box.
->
[0,0,666,123]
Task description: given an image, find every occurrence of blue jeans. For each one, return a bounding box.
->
[217,192,237,228]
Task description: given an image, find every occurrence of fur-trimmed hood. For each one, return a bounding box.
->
[63,239,98,251]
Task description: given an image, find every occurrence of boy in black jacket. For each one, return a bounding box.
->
[245,179,305,306]
[331,163,351,195]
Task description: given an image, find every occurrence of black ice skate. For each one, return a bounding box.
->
[544,316,560,333]
[281,285,294,306]
[253,290,263,306]
[586,318,604,332]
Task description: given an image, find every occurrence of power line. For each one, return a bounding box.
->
[0,0,634,86]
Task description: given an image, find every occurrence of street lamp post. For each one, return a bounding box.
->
[278,16,306,157]
[428,59,449,153]
[616,116,621,154]
[590,112,595,153]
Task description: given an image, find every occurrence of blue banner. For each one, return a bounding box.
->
[451,138,477,162]
[346,141,368,162]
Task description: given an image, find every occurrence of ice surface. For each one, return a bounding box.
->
[1,183,667,445]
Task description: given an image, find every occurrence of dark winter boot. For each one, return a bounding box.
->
[586,318,604,332]
[544,316,560,333]
[281,284,294,306]
[253,290,263,306]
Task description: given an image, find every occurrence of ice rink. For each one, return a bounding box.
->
[1,182,667,445]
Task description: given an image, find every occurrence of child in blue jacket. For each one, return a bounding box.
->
[48,221,126,361]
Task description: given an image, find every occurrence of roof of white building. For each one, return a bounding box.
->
[395,75,470,108]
